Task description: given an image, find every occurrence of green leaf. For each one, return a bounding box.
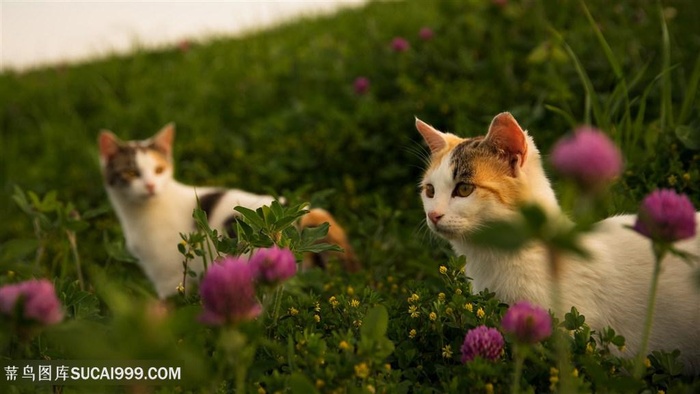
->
[0,238,40,261]
[361,305,389,341]
[288,373,320,394]
[234,206,266,229]
[674,124,700,150]
[563,307,585,330]
[468,220,530,251]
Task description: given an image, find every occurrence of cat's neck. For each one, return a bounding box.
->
[105,179,194,221]
[520,137,561,216]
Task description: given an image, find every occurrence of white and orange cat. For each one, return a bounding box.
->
[416,112,700,373]
[99,124,359,299]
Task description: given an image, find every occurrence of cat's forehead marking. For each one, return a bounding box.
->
[105,146,138,186]
[449,137,485,180]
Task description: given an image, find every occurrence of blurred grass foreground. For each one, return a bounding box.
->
[1,0,700,392]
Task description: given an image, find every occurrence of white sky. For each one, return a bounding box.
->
[0,0,368,71]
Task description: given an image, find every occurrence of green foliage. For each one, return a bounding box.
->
[1,0,700,392]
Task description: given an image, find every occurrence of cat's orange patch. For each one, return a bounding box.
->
[148,150,172,169]
[471,155,526,208]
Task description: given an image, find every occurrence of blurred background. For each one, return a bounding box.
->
[2,0,368,71]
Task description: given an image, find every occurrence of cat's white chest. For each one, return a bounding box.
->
[109,187,199,297]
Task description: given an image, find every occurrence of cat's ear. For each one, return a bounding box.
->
[484,112,528,172]
[152,123,175,157]
[416,118,448,154]
[99,131,121,160]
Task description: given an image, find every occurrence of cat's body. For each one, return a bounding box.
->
[99,124,359,299]
[416,113,700,373]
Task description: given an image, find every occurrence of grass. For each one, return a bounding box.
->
[1,0,699,392]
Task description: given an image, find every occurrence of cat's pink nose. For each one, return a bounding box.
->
[428,211,444,225]
[145,183,155,194]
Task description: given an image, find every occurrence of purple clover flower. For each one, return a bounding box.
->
[199,256,262,326]
[391,37,410,52]
[501,301,552,344]
[354,77,370,95]
[460,325,504,363]
[550,126,623,190]
[633,189,697,243]
[0,279,63,326]
[249,245,297,285]
[419,27,434,41]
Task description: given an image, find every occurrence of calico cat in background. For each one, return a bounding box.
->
[99,124,359,299]
[416,112,700,373]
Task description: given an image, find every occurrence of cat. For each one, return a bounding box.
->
[416,112,700,373]
[98,123,360,299]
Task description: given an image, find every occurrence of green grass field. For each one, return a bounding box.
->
[1,0,699,392]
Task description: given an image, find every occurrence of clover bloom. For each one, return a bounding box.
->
[419,27,434,41]
[353,77,370,95]
[391,37,410,52]
[199,257,262,326]
[460,325,504,363]
[633,189,696,243]
[0,279,63,325]
[249,245,296,285]
[501,301,552,344]
[550,126,622,190]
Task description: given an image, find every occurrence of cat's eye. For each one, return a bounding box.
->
[155,165,165,175]
[425,184,435,198]
[122,170,139,180]
[453,182,475,198]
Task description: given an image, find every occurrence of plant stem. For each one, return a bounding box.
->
[547,247,573,393]
[66,229,84,291]
[634,244,666,378]
[511,345,524,394]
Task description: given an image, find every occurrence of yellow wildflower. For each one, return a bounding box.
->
[408,293,420,303]
[445,307,453,315]
[384,364,391,372]
[439,265,447,275]
[339,340,351,351]
[408,305,420,318]
[429,312,437,321]
[644,358,651,368]
[354,362,370,379]
[314,302,321,312]
[315,379,325,389]
[350,299,360,308]
[572,368,579,377]
[476,307,485,319]
[549,367,559,391]
[485,383,494,394]
[328,296,339,308]
[586,342,595,354]
[347,286,355,296]
[176,282,185,294]
[289,307,299,316]
[409,329,417,339]
[314,314,321,323]
[441,345,453,358]
[683,173,691,182]
[353,319,362,327]
[387,276,394,283]
[438,292,446,302]
[455,288,462,295]
[366,385,376,394]
[464,303,473,312]
[257,386,266,394]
